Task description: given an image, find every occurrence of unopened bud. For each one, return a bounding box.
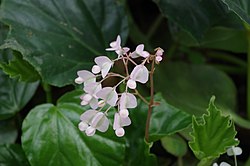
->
[127,79,136,89]
[92,65,101,74]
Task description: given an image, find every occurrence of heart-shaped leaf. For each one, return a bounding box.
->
[0,0,128,87]
[189,97,238,165]
[22,96,126,166]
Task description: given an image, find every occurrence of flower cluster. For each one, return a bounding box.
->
[75,35,164,137]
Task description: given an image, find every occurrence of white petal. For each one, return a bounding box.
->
[77,70,96,86]
[213,163,219,166]
[127,79,137,89]
[141,51,150,58]
[80,110,98,122]
[82,94,92,102]
[227,146,242,156]
[78,122,88,131]
[75,77,84,84]
[130,51,139,58]
[92,65,101,74]
[130,65,149,83]
[84,82,102,95]
[101,62,112,78]
[156,56,163,62]
[90,112,109,132]
[136,44,144,54]
[116,35,121,47]
[220,162,231,166]
[89,97,99,109]
[96,87,118,106]
[119,109,129,118]
[120,93,137,109]
[123,47,130,53]
[85,126,96,136]
[115,128,125,137]
[113,113,121,130]
[95,56,113,67]
[120,116,131,127]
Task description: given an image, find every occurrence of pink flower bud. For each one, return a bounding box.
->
[78,122,88,131]
[156,56,162,62]
[115,128,125,137]
[92,65,101,74]
[127,79,136,89]
[85,126,96,136]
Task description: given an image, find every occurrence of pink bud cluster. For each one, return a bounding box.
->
[75,35,164,137]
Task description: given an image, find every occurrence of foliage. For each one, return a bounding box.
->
[0,0,249,165]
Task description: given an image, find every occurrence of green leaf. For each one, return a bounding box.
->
[149,93,191,142]
[0,0,128,87]
[0,50,40,82]
[0,144,30,166]
[0,70,39,120]
[22,101,126,166]
[0,119,17,144]
[153,0,230,40]
[188,97,238,165]
[161,134,187,157]
[221,0,250,24]
[154,62,237,116]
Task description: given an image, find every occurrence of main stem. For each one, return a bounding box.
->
[145,59,155,142]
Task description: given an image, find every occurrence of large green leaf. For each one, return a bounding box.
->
[221,0,250,24]
[154,62,237,116]
[0,0,128,87]
[0,70,39,120]
[0,144,30,166]
[189,97,238,166]
[149,94,191,142]
[153,0,230,40]
[22,97,126,166]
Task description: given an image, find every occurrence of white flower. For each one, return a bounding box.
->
[78,110,109,136]
[226,146,242,156]
[131,44,149,58]
[75,70,96,86]
[96,87,118,106]
[81,82,102,109]
[155,47,164,63]
[119,92,137,118]
[105,35,129,57]
[93,56,114,78]
[127,65,149,89]
[113,113,131,137]
[213,162,231,166]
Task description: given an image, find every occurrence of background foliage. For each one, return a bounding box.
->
[0,0,249,165]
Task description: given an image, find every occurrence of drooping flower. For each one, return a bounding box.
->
[105,35,129,57]
[127,64,149,89]
[75,70,96,86]
[131,44,150,58]
[92,56,114,78]
[96,87,118,106]
[113,113,131,137]
[78,110,109,136]
[226,146,242,156]
[119,92,137,118]
[81,82,102,109]
[155,47,164,63]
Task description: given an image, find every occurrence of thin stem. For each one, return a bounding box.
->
[145,59,155,142]
[42,83,52,103]
[134,89,150,105]
[177,157,183,166]
[234,154,238,166]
